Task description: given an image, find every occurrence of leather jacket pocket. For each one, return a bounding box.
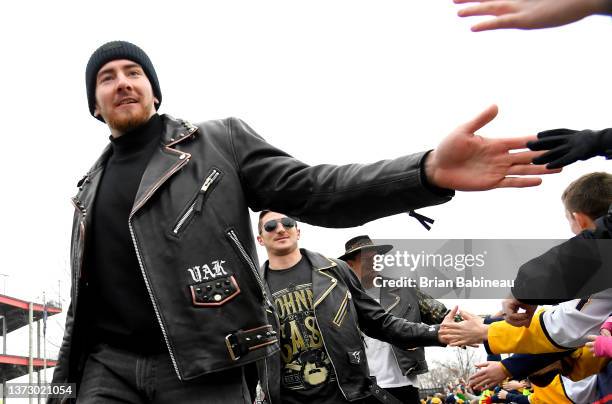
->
[171,168,222,236]
[189,274,240,306]
[332,290,351,327]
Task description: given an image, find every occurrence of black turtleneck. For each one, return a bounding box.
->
[85,114,166,353]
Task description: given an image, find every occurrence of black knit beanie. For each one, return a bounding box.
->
[85,41,162,122]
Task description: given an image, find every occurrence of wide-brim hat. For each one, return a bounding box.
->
[338,235,393,261]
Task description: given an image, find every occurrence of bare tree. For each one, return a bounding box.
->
[421,347,483,389]
[418,365,456,390]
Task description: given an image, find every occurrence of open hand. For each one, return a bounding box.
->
[425,105,560,191]
[502,380,526,391]
[438,306,460,344]
[469,361,506,390]
[453,0,612,32]
[439,308,488,346]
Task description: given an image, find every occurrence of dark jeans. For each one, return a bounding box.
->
[386,385,420,404]
[358,385,420,404]
[77,344,251,404]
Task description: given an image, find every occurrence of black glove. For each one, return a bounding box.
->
[527,128,612,169]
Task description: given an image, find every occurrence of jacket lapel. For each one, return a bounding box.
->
[382,286,402,313]
[130,115,198,216]
[130,146,188,215]
[72,144,112,218]
[304,250,339,308]
[261,249,338,308]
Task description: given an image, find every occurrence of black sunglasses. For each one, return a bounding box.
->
[262,217,297,233]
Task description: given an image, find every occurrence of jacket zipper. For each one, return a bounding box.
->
[314,309,349,400]
[71,197,88,300]
[76,219,85,299]
[129,219,182,379]
[172,169,220,235]
[311,264,349,400]
[227,229,271,306]
[128,151,190,381]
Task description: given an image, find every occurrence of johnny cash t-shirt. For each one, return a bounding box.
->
[267,256,344,404]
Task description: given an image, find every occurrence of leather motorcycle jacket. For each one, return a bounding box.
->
[52,115,453,392]
[262,249,445,402]
[379,280,449,377]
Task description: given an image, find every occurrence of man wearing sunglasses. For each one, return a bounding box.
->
[257,211,457,404]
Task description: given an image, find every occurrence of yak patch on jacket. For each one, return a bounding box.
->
[186,260,228,282]
[186,259,240,306]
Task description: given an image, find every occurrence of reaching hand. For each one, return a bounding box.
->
[469,361,507,390]
[586,335,597,355]
[501,298,537,327]
[453,0,612,32]
[497,389,508,400]
[528,128,612,169]
[502,380,526,391]
[439,308,488,346]
[601,317,612,336]
[438,306,460,344]
[587,334,612,357]
[425,105,560,191]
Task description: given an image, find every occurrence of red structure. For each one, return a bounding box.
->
[0,294,61,381]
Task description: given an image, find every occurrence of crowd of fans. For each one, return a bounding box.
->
[434,172,612,403]
[421,379,534,404]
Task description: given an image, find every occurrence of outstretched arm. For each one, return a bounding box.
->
[453,0,612,32]
[231,105,558,229]
[424,105,560,191]
[337,261,456,347]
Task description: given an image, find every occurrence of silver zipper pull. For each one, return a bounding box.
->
[201,170,220,192]
[196,170,221,213]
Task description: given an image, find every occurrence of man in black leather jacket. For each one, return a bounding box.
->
[52,39,558,403]
[257,211,454,403]
[340,235,449,403]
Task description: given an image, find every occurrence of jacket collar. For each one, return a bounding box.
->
[74,114,200,216]
[131,115,199,215]
[303,249,341,308]
[262,248,338,308]
[160,114,199,147]
[382,286,402,312]
[262,248,336,277]
[301,248,337,271]
[79,114,196,179]
[308,250,403,311]
[72,144,112,214]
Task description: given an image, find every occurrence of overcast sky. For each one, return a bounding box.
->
[1,0,611,389]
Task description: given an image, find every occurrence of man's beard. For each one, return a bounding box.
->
[107,106,153,134]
